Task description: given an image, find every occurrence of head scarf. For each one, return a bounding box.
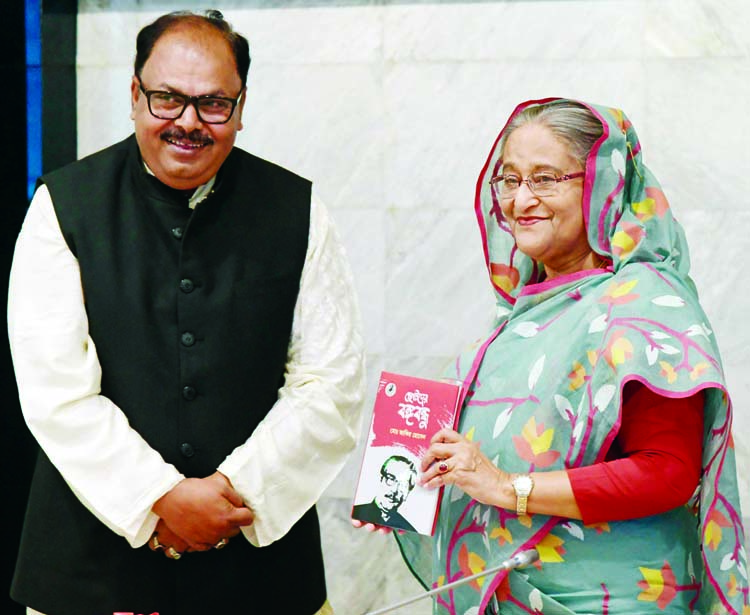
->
[396,98,748,615]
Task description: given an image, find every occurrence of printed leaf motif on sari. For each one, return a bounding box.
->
[652,295,686,307]
[492,406,513,438]
[528,355,545,390]
[722,552,748,580]
[513,321,540,338]
[560,520,585,541]
[588,312,608,333]
[686,322,712,338]
[593,384,616,413]
[529,588,543,611]
[554,394,574,422]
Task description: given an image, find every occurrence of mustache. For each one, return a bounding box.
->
[160,128,214,146]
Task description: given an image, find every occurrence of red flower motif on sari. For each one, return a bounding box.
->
[611,221,645,259]
[535,533,566,563]
[632,187,670,222]
[490,262,520,294]
[604,330,634,369]
[727,573,741,597]
[637,561,677,609]
[568,360,587,391]
[690,362,709,380]
[584,521,611,534]
[704,508,732,551]
[609,108,633,134]
[494,576,512,602]
[599,279,639,305]
[457,543,486,592]
[659,360,678,384]
[512,417,560,468]
[489,525,513,546]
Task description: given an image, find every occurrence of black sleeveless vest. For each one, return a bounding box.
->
[12,136,327,615]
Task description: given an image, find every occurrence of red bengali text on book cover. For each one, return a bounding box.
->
[351,371,462,535]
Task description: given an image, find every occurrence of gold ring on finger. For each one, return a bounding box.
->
[150,533,163,550]
[166,546,181,560]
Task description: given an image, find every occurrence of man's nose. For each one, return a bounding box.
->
[174,101,204,131]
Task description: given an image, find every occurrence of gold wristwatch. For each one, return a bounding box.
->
[511,474,534,515]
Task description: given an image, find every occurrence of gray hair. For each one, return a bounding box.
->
[499,101,603,168]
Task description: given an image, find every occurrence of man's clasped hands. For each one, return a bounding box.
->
[148,471,253,560]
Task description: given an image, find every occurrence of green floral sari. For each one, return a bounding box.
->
[397,98,748,615]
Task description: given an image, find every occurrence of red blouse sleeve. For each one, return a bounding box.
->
[567,383,704,525]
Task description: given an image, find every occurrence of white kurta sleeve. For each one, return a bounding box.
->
[217,192,366,547]
[7,185,184,547]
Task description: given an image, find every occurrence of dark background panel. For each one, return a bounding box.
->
[42,0,77,173]
[5,0,77,612]
[3,1,34,612]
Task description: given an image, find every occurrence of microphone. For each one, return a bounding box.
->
[362,548,539,615]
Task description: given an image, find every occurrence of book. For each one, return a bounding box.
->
[351,371,462,535]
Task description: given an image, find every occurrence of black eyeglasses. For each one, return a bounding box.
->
[138,81,242,125]
[489,171,585,199]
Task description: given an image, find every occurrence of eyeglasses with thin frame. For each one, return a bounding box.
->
[138,81,242,125]
[489,171,585,199]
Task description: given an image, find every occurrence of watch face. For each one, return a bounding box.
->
[514,475,533,495]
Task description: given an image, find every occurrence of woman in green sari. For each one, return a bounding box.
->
[396,98,748,615]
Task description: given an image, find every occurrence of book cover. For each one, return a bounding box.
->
[351,371,462,535]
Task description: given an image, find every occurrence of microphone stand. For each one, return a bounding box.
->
[362,549,539,615]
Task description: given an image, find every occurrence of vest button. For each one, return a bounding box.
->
[181,332,196,347]
[179,278,195,293]
[180,442,195,458]
[182,385,197,401]
[171,227,184,240]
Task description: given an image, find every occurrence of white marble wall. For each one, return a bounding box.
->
[76,1,749,613]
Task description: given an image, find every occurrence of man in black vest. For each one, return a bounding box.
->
[8,10,364,615]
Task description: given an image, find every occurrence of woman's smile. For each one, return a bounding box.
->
[515,215,548,226]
